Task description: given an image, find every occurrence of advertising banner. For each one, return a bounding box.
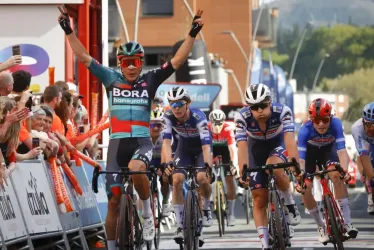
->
[0,5,65,93]
[0,180,28,241]
[172,39,212,84]
[156,83,221,109]
[251,48,262,85]
[261,60,278,103]
[11,161,62,234]
[274,65,287,105]
[285,83,295,115]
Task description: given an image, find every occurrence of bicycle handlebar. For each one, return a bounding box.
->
[306,163,346,178]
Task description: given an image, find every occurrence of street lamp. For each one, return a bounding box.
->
[225,69,246,104]
[288,21,314,81]
[218,31,249,64]
[312,53,330,91]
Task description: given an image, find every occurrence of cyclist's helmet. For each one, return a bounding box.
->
[167,87,191,103]
[209,109,226,123]
[308,98,332,118]
[150,110,164,122]
[245,83,271,105]
[362,102,374,122]
[117,41,144,59]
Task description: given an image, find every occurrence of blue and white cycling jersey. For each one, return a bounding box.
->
[297,117,346,160]
[351,118,374,157]
[162,108,212,147]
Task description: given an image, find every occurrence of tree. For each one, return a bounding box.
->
[322,67,374,122]
[261,50,289,67]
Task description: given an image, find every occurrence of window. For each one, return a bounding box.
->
[142,0,173,16]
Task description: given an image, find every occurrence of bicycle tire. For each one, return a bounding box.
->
[216,181,224,237]
[133,202,143,250]
[270,190,286,250]
[325,195,344,250]
[118,194,133,250]
[219,182,226,234]
[153,193,162,249]
[185,191,199,250]
[244,190,251,225]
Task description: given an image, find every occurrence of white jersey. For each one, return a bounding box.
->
[351,118,374,156]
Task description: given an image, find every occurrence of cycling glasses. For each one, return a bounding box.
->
[213,122,223,126]
[170,101,186,109]
[150,123,162,129]
[312,116,330,124]
[119,57,143,68]
[363,120,374,129]
[249,102,269,111]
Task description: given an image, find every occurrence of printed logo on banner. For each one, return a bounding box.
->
[27,172,50,216]
[0,190,15,220]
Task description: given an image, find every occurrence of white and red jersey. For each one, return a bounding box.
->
[208,122,235,147]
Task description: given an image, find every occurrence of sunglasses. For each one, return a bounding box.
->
[249,102,269,111]
[312,116,330,124]
[170,101,186,109]
[119,57,143,68]
[150,123,162,129]
[363,121,374,129]
[213,122,223,126]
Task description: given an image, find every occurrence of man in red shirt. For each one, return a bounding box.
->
[208,109,238,226]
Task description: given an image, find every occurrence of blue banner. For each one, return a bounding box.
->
[274,65,287,105]
[261,60,278,103]
[156,83,221,109]
[285,83,295,115]
[251,48,262,84]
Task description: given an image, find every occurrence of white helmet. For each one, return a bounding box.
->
[167,87,191,102]
[245,83,271,105]
[209,109,226,122]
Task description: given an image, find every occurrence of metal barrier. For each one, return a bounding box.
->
[0,157,108,250]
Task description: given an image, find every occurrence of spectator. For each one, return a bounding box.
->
[54,81,69,92]
[55,91,73,136]
[0,71,14,96]
[0,55,22,73]
[39,105,59,156]
[12,70,31,94]
[43,85,64,135]
[152,97,164,112]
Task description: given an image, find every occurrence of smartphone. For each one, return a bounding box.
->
[79,125,84,134]
[32,138,40,149]
[12,45,21,56]
[83,118,89,125]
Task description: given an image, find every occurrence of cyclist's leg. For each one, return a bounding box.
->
[105,139,132,250]
[269,146,301,226]
[128,138,154,240]
[196,150,213,227]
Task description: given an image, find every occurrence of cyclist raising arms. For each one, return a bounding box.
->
[161,87,213,244]
[351,102,374,215]
[57,5,204,250]
[208,109,238,226]
[297,98,358,242]
[235,83,301,250]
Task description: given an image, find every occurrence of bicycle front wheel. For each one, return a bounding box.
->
[269,190,286,250]
[215,181,225,237]
[153,193,162,249]
[118,194,133,250]
[325,195,344,250]
[244,189,251,225]
[185,191,199,250]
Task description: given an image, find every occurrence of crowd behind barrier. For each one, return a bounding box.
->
[0,155,108,250]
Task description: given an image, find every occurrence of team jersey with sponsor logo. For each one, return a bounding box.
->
[88,59,174,139]
[297,117,346,160]
[162,108,212,147]
[234,103,295,146]
[208,122,235,147]
[351,118,374,156]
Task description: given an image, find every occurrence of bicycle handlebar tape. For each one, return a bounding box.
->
[189,15,202,38]
[59,13,73,35]
[92,167,99,193]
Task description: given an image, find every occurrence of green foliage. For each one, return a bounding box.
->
[323,67,374,122]
[261,50,290,67]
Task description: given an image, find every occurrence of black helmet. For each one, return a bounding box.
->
[117,41,144,59]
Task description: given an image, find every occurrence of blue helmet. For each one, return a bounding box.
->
[362,102,374,122]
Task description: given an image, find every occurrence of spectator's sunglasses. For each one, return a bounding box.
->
[170,101,186,109]
[312,116,330,124]
[150,123,162,129]
[249,102,269,111]
[119,56,143,68]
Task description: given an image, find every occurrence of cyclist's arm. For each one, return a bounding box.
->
[202,145,212,167]
[352,122,374,179]
[226,125,236,163]
[297,123,309,171]
[161,139,172,163]
[161,114,173,163]
[171,36,195,70]
[281,106,299,162]
[66,33,92,67]
[332,118,349,171]
[234,112,249,175]
[197,120,213,166]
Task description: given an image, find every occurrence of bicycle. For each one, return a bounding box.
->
[171,159,210,250]
[213,155,230,237]
[92,166,156,250]
[305,162,351,250]
[242,186,253,225]
[242,158,302,249]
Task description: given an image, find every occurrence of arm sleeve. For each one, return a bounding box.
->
[297,125,309,160]
[88,58,115,88]
[280,105,295,133]
[352,122,370,156]
[196,120,212,146]
[146,61,175,96]
[161,115,173,140]
[331,118,346,150]
[234,112,248,142]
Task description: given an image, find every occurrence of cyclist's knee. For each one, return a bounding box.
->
[328,171,342,183]
[196,172,209,185]
[129,159,147,172]
[108,194,121,209]
[304,179,313,193]
[252,189,268,208]
[173,173,184,190]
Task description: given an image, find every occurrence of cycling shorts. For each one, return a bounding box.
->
[173,141,205,177]
[304,144,339,179]
[249,145,288,190]
[105,138,153,199]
